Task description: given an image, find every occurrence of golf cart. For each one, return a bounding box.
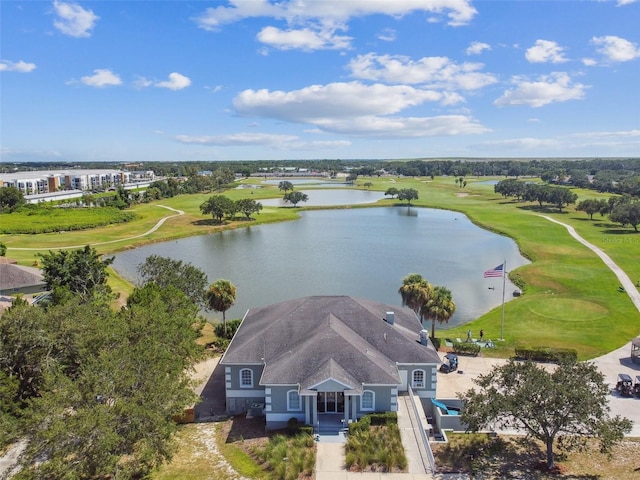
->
[440,353,458,374]
[616,373,633,396]
[634,376,640,397]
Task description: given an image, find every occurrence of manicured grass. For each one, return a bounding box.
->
[2,175,639,360]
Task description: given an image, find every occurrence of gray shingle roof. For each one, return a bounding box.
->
[0,264,45,292]
[222,296,441,387]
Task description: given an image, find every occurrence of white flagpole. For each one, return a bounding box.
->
[500,259,506,341]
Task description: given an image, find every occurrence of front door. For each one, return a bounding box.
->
[317,392,344,413]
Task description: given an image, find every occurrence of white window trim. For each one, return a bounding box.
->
[412,369,426,389]
[361,390,375,411]
[287,390,301,411]
[239,368,253,388]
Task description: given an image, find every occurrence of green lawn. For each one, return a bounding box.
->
[2,176,639,360]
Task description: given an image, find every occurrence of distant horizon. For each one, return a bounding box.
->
[2,156,640,167]
[2,1,638,163]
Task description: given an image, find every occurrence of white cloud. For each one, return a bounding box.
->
[134,76,153,89]
[591,35,640,62]
[52,0,99,38]
[582,57,597,67]
[155,72,191,90]
[232,81,488,138]
[617,0,637,5]
[571,129,640,138]
[194,0,477,29]
[0,60,37,72]
[494,72,587,108]
[473,129,640,155]
[466,41,491,55]
[377,28,396,42]
[174,132,350,150]
[257,26,351,51]
[347,53,497,91]
[233,82,443,122]
[476,137,559,150]
[525,40,568,63]
[311,114,489,137]
[194,1,476,52]
[79,69,122,87]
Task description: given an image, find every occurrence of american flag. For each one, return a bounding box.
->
[484,263,504,278]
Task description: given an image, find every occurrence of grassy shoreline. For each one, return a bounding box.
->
[2,176,638,360]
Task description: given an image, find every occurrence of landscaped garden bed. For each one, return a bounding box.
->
[345,413,407,473]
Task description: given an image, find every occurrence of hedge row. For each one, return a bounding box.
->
[349,412,397,434]
[514,346,578,363]
[452,342,481,356]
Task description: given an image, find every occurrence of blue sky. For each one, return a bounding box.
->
[1,0,639,163]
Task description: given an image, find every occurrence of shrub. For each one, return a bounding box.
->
[213,318,241,339]
[514,347,578,363]
[369,412,397,426]
[453,342,481,356]
[349,415,371,435]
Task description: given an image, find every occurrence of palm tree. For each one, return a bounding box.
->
[206,279,236,335]
[398,273,433,323]
[422,285,456,339]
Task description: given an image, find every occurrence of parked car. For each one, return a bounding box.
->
[634,376,640,397]
[616,373,633,396]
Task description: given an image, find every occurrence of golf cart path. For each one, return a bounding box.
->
[8,205,184,251]
[538,216,640,435]
[539,215,640,312]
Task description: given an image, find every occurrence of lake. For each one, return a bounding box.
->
[112,205,528,329]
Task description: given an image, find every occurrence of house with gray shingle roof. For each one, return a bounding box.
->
[221,295,441,430]
[0,259,47,296]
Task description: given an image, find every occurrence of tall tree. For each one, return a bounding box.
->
[137,254,208,308]
[39,245,113,303]
[206,279,237,334]
[397,188,419,205]
[398,273,433,323]
[460,359,632,471]
[11,285,202,479]
[200,195,235,223]
[422,285,456,339]
[0,186,26,213]
[235,198,263,219]
[609,200,640,232]
[384,187,399,198]
[283,191,309,207]
[278,181,294,194]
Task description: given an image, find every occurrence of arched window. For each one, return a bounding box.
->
[412,369,425,389]
[361,390,375,411]
[287,390,301,411]
[239,368,253,388]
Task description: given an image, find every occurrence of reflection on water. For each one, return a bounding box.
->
[113,206,528,328]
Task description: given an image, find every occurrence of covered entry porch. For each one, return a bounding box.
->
[301,379,362,435]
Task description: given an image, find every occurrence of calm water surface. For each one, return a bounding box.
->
[113,206,528,329]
